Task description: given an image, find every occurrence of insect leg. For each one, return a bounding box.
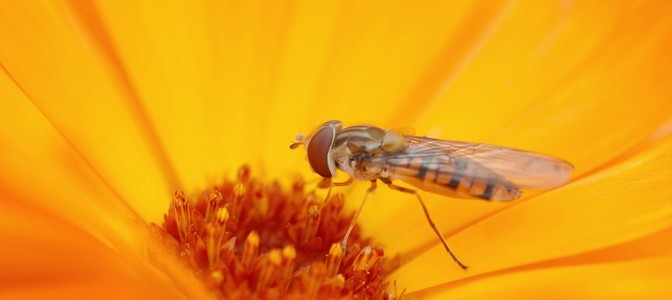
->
[380,178,468,270]
[341,179,377,256]
[323,176,354,202]
[311,177,354,217]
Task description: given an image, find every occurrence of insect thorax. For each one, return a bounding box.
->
[331,126,407,180]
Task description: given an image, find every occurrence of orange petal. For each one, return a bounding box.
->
[293,1,672,266]
[83,0,249,189]
[412,227,672,298]
[415,255,672,299]
[0,199,188,299]
[392,132,672,292]
[355,0,672,258]
[0,1,175,222]
[416,1,672,175]
[81,1,522,181]
[0,69,211,297]
[0,67,137,234]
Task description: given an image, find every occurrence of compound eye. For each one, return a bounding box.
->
[306,125,337,178]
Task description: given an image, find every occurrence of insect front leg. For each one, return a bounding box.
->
[321,176,354,202]
[380,177,469,270]
[341,179,377,257]
[311,177,354,218]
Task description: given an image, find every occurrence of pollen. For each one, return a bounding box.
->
[154,165,394,299]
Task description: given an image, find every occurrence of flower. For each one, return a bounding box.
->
[1,0,672,299]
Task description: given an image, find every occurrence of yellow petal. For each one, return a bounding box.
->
[0,70,196,297]
[392,132,672,292]
[0,67,136,238]
[285,1,513,177]
[0,199,185,299]
[416,1,672,174]
[412,227,672,298]
[0,1,174,222]
[354,0,672,259]
[417,256,672,299]
[85,0,245,189]
[83,1,525,182]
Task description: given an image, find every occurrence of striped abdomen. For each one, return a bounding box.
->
[385,156,521,201]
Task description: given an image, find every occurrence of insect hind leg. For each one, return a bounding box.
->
[380,178,468,270]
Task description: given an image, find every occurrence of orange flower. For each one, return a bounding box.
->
[1,0,671,298]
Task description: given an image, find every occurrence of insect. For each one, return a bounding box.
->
[290,120,574,269]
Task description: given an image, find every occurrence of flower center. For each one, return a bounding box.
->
[152,166,396,299]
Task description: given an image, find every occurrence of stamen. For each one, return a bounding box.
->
[321,273,346,299]
[183,224,197,256]
[325,243,343,277]
[205,223,224,268]
[305,262,326,299]
[231,182,246,219]
[353,246,383,272]
[215,207,229,226]
[241,231,259,271]
[256,248,282,292]
[205,208,229,269]
[204,189,222,224]
[265,245,296,294]
[280,245,296,285]
[172,191,191,242]
[302,203,322,244]
[152,166,395,299]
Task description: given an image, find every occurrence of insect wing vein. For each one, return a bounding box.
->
[391,136,574,189]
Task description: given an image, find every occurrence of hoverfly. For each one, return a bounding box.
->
[290,120,574,269]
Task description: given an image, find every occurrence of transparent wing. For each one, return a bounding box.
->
[385,136,574,189]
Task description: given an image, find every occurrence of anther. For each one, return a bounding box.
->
[257,249,282,292]
[215,207,229,225]
[172,191,192,242]
[325,243,343,277]
[302,203,321,244]
[241,231,260,270]
[205,189,223,223]
[280,246,297,291]
[353,246,383,272]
